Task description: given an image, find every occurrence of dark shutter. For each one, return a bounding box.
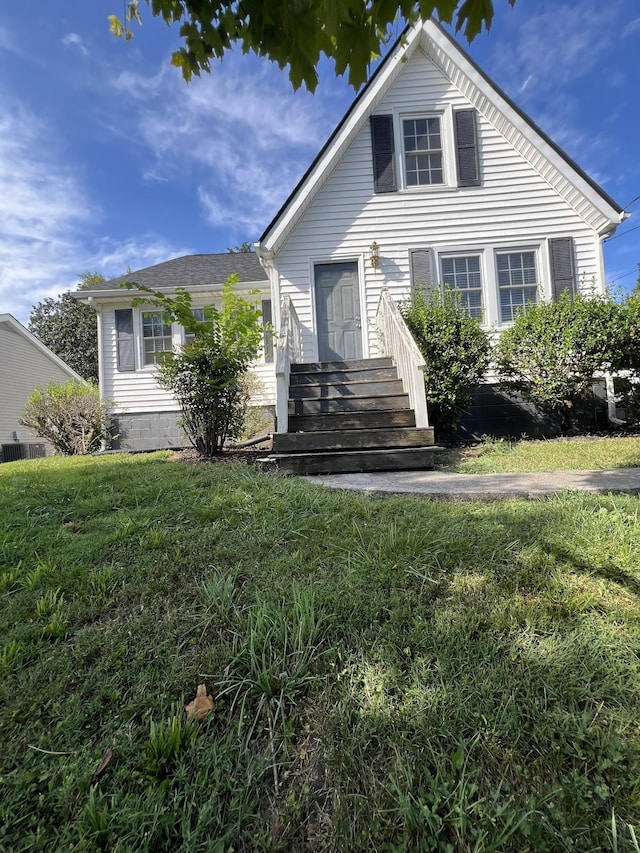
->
[261,299,274,363]
[370,114,397,193]
[549,237,577,301]
[454,109,480,187]
[115,309,135,371]
[410,249,435,294]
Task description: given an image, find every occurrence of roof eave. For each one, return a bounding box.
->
[73,279,269,302]
[258,22,417,254]
[259,18,624,256]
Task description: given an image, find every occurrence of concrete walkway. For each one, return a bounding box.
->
[307,468,640,500]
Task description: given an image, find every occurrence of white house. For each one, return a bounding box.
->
[74,253,273,450]
[77,19,625,470]
[0,314,85,462]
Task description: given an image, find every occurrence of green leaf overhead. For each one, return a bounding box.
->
[112,0,518,91]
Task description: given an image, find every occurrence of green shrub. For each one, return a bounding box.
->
[495,292,623,433]
[132,276,264,455]
[20,380,113,455]
[612,294,640,425]
[400,288,491,434]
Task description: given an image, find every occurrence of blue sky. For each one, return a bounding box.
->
[2,1,639,323]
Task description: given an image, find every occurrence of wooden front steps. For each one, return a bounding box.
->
[264,358,437,475]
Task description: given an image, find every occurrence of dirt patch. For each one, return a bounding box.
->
[169,447,270,465]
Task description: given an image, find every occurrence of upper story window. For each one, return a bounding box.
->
[370,108,480,194]
[440,254,483,319]
[402,116,443,186]
[496,250,538,323]
[142,311,172,365]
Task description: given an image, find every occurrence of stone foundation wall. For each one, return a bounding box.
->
[110,412,186,451]
[110,406,276,452]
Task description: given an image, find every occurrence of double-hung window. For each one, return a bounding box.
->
[440,255,483,319]
[142,311,172,365]
[496,251,538,322]
[402,116,443,186]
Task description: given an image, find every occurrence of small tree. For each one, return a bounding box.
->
[132,276,264,455]
[400,288,491,434]
[495,292,623,433]
[21,380,113,455]
[28,273,104,383]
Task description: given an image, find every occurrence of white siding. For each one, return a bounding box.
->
[273,48,607,362]
[0,321,78,446]
[100,297,276,414]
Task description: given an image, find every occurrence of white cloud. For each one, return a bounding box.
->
[62,33,88,57]
[622,16,640,37]
[111,52,351,235]
[0,94,188,324]
[489,1,617,97]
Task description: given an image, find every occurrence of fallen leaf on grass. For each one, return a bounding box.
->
[185,683,214,720]
[91,748,113,783]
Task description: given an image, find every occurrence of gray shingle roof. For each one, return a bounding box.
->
[85,253,267,292]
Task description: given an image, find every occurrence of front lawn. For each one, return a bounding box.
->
[1,454,639,851]
[440,435,640,474]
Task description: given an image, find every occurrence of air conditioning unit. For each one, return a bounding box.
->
[25,443,46,459]
[1,443,46,463]
[1,443,25,462]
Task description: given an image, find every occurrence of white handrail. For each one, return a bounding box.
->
[376,289,430,428]
[275,296,302,434]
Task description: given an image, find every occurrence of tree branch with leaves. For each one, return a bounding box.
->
[111,0,517,91]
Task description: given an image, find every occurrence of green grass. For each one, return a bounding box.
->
[442,435,640,474]
[1,453,640,851]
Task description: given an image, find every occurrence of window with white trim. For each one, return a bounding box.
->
[402,116,443,186]
[496,250,538,323]
[142,311,172,365]
[440,254,483,319]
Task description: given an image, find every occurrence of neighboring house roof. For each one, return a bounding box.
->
[77,253,268,298]
[0,313,85,383]
[258,19,625,256]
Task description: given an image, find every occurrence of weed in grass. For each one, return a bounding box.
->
[35,588,64,618]
[22,559,56,590]
[0,639,22,673]
[36,589,64,619]
[88,567,116,606]
[138,529,167,550]
[80,788,110,849]
[0,565,21,592]
[42,613,69,639]
[219,587,326,797]
[142,705,199,782]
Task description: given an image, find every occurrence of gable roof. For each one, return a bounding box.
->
[0,314,85,383]
[77,253,268,298]
[258,19,625,256]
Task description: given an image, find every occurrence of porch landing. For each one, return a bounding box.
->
[261,358,438,475]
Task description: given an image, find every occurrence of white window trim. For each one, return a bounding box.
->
[136,306,180,371]
[438,250,485,321]
[394,104,456,190]
[431,242,544,330]
[494,245,542,326]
